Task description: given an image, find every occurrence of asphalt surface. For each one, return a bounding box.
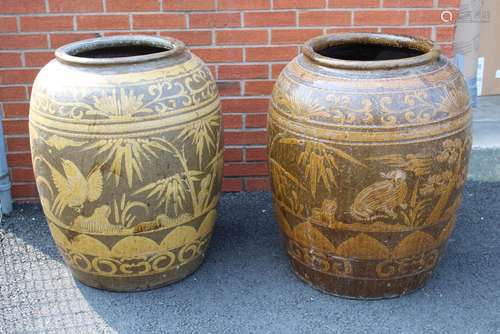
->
[1,181,499,334]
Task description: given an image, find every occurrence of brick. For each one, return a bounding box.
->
[160,31,211,46]
[329,0,379,7]
[246,46,297,62]
[0,35,48,49]
[0,69,39,84]
[224,131,267,145]
[21,15,74,32]
[50,33,98,48]
[245,11,296,27]
[7,153,32,167]
[6,137,30,152]
[190,13,241,29]
[381,27,432,39]
[272,29,322,44]
[165,0,215,11]
[49,0,102,12]
[221,178,242,192]
[438,0,460,7]
[245,81,275,96]
[440,43,453,57]
[133,14,186,30]
[0,53,22,67]
[0,17,17,32]
[103,31,158,37]
[354,10,406,26]
[224,148,243,161]
[436,26,455,42]
[272,63,287,78]
[223,114,243,129]
[25,51,54,67]
[77,15,129,30]
[246,178,270,191]
[409,9,458,25]
[9,69,38,85]
[384,0,433,7]
[106,0,160,12]
[274,0,326,9]
[246,114,267,128]
[218,0,270,10]
[217,81,241,96]
[1,0,45,13]
[3,103,29,118]
[219,65,268,80]
[193,48,243,63]
[12,168,35,182]
[3,119,29,135]
[299,11,351,26]
[12,183,38,198]
[222,99,269,113]
[246,147,267,161]
[208,65,216,79]
[216,30,268,45]
[223,162,268,176]
[0,87,26,101]
[326,27,379,34]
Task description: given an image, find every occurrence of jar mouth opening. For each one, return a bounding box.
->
[303,33,441,70]
[55,35,185,65]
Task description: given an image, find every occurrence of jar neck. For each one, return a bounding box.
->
[302,33,441,71]
[55,35,186,66]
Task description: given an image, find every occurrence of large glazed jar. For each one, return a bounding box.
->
[29,36,223,291]
[268,33,471,299]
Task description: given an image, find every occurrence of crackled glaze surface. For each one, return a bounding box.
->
[29,37,223,291]
[268,34,471,299]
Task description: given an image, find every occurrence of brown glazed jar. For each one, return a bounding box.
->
[29,36,223,291]
[268,33,471,299]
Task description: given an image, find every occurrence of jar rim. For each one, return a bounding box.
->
[302,33,441,70]
[55,35,186,65]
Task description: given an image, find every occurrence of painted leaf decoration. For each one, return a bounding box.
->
[50,165,69,196]
[45,135,85,150]
[87,167,103,202]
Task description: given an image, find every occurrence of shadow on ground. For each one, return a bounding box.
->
[1,181,499,333]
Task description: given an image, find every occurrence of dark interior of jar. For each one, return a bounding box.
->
[74,45,171,58]
[317,43,425,61]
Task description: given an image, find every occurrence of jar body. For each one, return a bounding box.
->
[268,45,471,298]
[29,43,223,291]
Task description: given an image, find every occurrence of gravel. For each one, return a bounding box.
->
[1,181,499,334]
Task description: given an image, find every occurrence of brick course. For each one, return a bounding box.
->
[0,0,459,200]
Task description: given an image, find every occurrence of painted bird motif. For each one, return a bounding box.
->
[49,159,103,215]
[350,169,407,222]
[72,205,123,233]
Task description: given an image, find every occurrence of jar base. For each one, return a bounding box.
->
[290,257,432,300]
[69,254,205,292]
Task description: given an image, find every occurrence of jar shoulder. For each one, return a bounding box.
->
[271,55,469,128]
[30,52,218,122]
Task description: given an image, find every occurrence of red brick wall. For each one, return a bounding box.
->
[0,0,460,201]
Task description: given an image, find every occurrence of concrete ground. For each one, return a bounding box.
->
[1,96,499,334]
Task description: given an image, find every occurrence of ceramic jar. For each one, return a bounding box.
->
[29,36,223,291]
[268,33,471,299]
